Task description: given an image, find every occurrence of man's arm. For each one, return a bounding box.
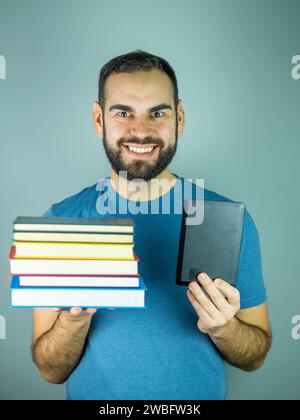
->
[209,304,272,371]
[32,307,96,384]
[187,272,272,372]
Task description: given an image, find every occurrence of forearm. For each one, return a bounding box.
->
[209,317,272,371]
[32,312,92,383]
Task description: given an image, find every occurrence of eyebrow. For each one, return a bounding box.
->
[108,103,173,113]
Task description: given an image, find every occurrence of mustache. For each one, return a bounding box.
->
[118,137,164,147]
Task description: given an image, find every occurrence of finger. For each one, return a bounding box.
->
[197,273,232,313]
[213,279,240,307]
[70,307,83,315]
[188,281,222,320]
[85,308,98,315]
[52,307,74,313]
[187,290,213,324]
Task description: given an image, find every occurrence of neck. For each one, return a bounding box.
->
[109,168,178,202]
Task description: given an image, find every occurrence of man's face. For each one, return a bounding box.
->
[99,69,181,181]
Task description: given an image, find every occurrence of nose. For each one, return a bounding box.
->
[128,115,152,138]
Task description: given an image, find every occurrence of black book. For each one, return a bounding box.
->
[176,199,245,287]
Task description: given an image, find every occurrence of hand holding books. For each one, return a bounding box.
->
[52,307,98,315]
[51,306,116,314]
[9,216,147,309]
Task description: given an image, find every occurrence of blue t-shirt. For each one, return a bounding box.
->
[42,175,267,400]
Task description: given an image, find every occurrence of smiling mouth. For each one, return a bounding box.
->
[122,144,159,157]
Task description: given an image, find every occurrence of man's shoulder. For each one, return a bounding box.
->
[182,177,235,203]
[43,181,102,218]
[203,187,234,203]
[183,177,258,235]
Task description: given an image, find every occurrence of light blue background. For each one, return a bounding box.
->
[0,0,299,399]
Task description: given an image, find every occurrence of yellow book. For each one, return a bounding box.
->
[13,241,134,260]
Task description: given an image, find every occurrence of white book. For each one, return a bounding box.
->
[13,232,133,243]
[17,275,140,288]
[10,257,138,275]
[13,216,134,233]
[10,277,147,308]
[13,241,134,259]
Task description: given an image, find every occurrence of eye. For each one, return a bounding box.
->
[152,111,164,118]
[117,111,130,118]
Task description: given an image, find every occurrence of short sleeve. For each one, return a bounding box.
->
[41,206,55,218]
[235,209,267,309]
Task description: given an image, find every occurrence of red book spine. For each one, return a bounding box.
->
[9,245,16,259]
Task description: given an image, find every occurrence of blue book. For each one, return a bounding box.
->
[10,276,147,309]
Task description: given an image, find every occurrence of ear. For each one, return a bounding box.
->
[177,99,185,137]
[93,101,104,138]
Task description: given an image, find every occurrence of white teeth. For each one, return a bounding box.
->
[128,146,154,153]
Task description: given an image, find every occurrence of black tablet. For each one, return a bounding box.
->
[176,199,245,287]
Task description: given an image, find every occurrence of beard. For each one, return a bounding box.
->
[102,120,178,182]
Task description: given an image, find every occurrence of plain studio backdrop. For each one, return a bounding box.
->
[0,0,299,400]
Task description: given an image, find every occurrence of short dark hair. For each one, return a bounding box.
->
[98,49,179,110]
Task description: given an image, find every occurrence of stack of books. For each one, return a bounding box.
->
[9,216,146,309]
